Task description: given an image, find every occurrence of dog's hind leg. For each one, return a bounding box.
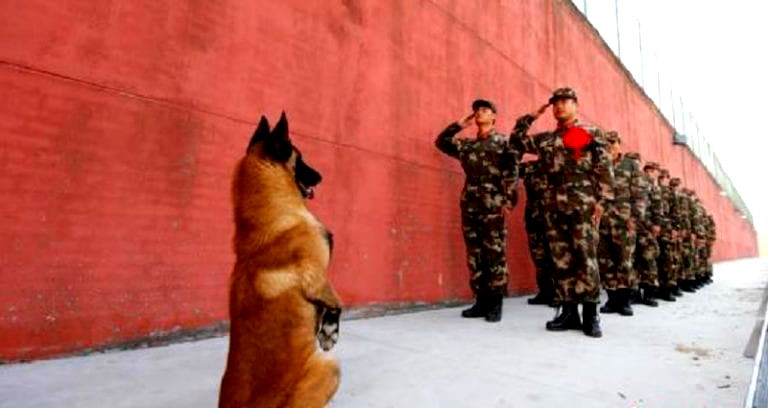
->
[284,353,340,408]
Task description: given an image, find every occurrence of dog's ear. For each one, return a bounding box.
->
[247,116,271,153]
[264,111,293,162]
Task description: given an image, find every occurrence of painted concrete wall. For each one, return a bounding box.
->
[0,0,757,361]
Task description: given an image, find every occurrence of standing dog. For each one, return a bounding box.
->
[219,113,341,408]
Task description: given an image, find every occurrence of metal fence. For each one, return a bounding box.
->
[573,0,753,223]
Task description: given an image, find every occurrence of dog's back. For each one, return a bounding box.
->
[219,114,341,408]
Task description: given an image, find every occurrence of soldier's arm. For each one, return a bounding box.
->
[501,137,521,206]
[630,162,649,223]
[435,122,463,158]
[649,187,664,227]
[693,203,707,238]
[678,195,692,233]
[590,128,615,205]
[509,114,539,154]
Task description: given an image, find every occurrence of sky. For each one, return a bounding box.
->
[581,0,768,252]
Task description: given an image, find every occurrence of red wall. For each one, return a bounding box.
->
[0,0,757,361]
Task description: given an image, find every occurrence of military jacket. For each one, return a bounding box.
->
[642,175,664,228]
[607,152,647,222]
[436,123,519,213]
[670,188,692,232]
[690,196,707,238]
[659,184,674,232]
[511,114,615,212]
[521,160,548,208]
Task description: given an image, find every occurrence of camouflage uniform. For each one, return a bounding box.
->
[634,162,662,288]
[675,185,696,287]
[688,191,708,283]
[436,122,519,296]
[521,160,554,301]
[657,172,680,292]
[511,115,615,304]
[704,214,716,281]
[664,178,689,293]
[598,147,647,291]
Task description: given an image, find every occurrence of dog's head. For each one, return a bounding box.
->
[247,113,322,199]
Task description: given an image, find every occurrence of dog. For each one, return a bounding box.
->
[219,113,342,408]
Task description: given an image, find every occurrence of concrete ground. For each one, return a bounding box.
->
[2,258,767,408]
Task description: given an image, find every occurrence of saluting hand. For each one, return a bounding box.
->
[457,112,475,128]
[531,103,550,119]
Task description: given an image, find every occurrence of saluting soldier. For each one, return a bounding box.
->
[511,87,615,338]
[436,99,520,322]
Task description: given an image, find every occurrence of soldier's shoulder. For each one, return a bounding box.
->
[579,124,608,144]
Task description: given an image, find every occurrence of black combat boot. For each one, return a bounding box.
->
[546,302,582,331]
[656,286,676,302]
[461,293,489,318]
[638,284,659,307]
[617,289,634,316]
[694,277,705,289]
[600,290,619,314]
[582,302,603,338]
[671,285,683,297]
[485,294,503,322]
[680,280,696,293]
[527,292,553,306]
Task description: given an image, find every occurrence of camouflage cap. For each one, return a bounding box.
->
[549,87,578,104]
[472,99,497,113]
[643,161,660,171]
[669,177,682,187]
[605,131,621,144]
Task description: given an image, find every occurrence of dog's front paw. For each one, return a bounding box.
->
[316,307,340,351]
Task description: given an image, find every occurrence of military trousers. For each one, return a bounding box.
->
[598,214,637,290]
[525,205,554,297]
[680,237,696,281]
[461,211,508,296]
[543,207,601,303]
[634,226,660,287]
[658,235,681,288]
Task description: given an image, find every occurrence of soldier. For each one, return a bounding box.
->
[435,99,519,322]
[511,87,615,338]
[667,177,688,295]
[675,184,697,293]
[522,160,556,306]
[656,169,680,301]
[597,132,647,316]
[634,161,663,307]
[688,190,708,289]
[704,214,717,284]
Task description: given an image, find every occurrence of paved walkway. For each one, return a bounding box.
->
[2,258,767,407]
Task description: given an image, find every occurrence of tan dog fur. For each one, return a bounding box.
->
[219,116,341,408]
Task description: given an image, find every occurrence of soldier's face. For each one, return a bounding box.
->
[474,107,496,126]
[659,176,668,186]
[645,169,658,179]
[552,98,577,122]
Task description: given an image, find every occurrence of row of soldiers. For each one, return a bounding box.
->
[523,131,717,317]
[436,87,717,338]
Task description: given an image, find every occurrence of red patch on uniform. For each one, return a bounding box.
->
[563,126,592,161]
